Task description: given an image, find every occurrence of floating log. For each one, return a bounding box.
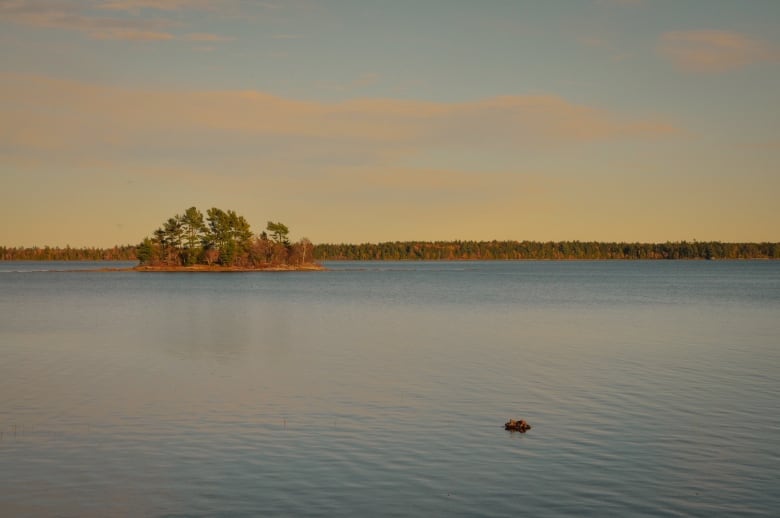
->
[504,419,531,432]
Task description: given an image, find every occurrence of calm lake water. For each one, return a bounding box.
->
[1,260,778,516]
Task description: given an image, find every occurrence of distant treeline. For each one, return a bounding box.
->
[4,240,780,262]
[1,245,137,261]
[313,241,780,261]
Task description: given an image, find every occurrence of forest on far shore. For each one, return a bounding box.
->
[313,240,780,261]
[2,239,779,262]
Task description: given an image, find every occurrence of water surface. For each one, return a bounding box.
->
[1,261,778,516]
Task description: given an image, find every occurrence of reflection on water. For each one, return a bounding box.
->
[1,261,779,516]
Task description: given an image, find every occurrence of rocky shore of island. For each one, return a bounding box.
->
[132,263,325,272]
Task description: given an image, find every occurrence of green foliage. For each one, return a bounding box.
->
[266,221,290,245]
[181,207,206,265]
[205,208,253,265]
[136,237,155,265]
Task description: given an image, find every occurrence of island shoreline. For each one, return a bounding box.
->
[59,264,326,273]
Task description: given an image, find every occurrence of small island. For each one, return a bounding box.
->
[134,207,323,272]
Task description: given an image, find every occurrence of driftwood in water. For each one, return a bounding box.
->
[504,419,531,432]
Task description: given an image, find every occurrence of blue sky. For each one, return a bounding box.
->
[1,0,778,246]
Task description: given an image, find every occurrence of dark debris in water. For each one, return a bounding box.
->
[504,419,531,433]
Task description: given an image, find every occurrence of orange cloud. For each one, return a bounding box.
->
[183,32,232,41]
[91,29,174,40]
[0,0,231,41]
[97,0,228,11]
[660,30,779,73]
[0,71,683,192]
[0,74,678,160]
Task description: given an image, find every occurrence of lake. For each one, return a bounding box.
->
[1,260,778,516]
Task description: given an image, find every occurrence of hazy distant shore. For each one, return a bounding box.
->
[2,240,779,262]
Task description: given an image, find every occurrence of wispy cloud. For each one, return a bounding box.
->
[0,73,679,159]
[0,0,168,39]
[97,0,227,12]
[183,32,232,41]
[0,0,231,41]
[739,139,780,150]
[659,30,780,73]
[92,29,174,40]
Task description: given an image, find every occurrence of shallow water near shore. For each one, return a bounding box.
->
[1,260,779,516]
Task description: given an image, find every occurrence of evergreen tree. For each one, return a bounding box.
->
[266,221,290,246]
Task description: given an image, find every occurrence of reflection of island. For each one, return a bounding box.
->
[135,207,322,271]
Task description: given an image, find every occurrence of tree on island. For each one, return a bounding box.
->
[181,206,206,265]
[266,221,290,245]
[136,207,316,268]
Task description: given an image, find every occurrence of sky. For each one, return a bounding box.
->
[1,0,778,247]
